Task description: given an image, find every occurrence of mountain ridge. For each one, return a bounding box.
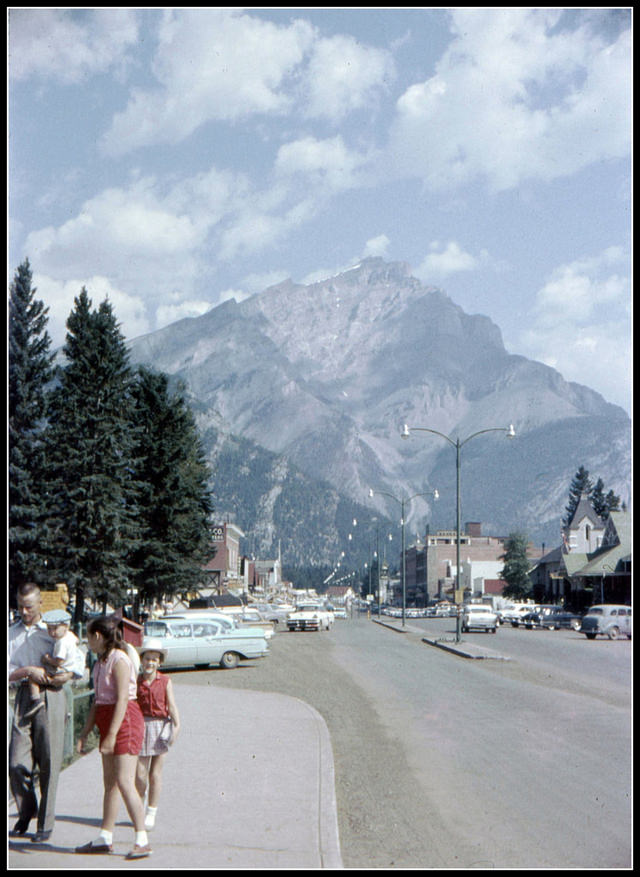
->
[128,257,630,561]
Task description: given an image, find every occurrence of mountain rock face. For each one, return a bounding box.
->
[128,258,631,562]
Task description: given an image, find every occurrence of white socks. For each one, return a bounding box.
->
[135,830,149,847]
[145,807,157,830]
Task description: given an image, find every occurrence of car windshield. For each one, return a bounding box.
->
[145,621,169,637]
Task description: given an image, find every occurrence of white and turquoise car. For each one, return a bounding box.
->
[143,618,269,669]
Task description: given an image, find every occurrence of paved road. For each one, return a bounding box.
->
[180,615,631,868]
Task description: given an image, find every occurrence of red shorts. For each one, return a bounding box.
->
[95,700,145,755]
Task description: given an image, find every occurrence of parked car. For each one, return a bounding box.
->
[461,603,498,633]
[501,603,540,626]
[142,618,269,669]
[435,602,457,617]
[287,603,333,631]
[164,609,275,640]
[580,604,632,640]
[252,603,291,625]
[522,605,582,630]
[233,610,276,638]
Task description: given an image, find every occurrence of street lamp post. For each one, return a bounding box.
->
[402,423,515,642]
[369,487,439,627]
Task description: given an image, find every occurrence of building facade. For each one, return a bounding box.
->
[404,522,541,604]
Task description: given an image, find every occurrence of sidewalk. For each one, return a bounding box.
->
[9,685,343,869]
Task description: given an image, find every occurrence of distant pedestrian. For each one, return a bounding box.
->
[135,637,181,829]
[75,615,151,860]
[9,583,85,843]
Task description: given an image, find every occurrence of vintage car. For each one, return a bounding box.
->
[461,603,498,633]
[233,609,276,638]
[162,610,274,639]
[143,618,269,669]
[580,604,632,640]
[252,603,293,626]
[287,603,334,631]
[522,605,582,630]
[501,603,540,627]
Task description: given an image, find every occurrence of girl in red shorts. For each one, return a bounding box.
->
[75,615,151,860]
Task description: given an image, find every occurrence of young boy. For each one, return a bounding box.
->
[25,609,80,718]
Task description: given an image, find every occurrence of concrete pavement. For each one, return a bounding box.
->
[9,684,343,869]
[373,617,512,660]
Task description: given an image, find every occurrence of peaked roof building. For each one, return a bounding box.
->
[532,497,631,609]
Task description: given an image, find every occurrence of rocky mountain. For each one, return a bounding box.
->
[128,258,631,564]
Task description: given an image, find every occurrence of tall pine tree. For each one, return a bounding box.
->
[563,465,593,525]
[500,532,532,600]
[564,466,621,525]
[9,259,55,598]
[45,290,141,623]
[128,367,214,605]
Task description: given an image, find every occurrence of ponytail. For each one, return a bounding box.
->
[87,614,128,660]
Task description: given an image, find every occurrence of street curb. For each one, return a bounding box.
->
[372,617,510,660]
[421,637,512,660]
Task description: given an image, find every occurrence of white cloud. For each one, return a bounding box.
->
[363,235,390,258]
[515,246,631,409]
[34,273,150,349]
[415,241,480,279]
[101,10,314,155]
[302,33,395,122]
[275,136,366,192]
[9,9,139,83]
[388,9,631,191]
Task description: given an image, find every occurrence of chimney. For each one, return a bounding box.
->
[466,522,482,538]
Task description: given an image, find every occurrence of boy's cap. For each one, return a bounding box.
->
[43,609,71,624]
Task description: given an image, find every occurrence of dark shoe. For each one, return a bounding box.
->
[75,840,113,854]
[125,844,152,860]
[31,829,52,843]
[9,817,32,837]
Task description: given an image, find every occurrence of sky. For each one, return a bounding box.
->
[8,8,632,414]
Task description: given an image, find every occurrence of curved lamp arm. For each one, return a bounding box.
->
[402,423,515,445]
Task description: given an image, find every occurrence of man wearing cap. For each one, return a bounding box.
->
[9,583,86,843]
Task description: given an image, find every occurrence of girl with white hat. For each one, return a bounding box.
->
[134,637,181,830]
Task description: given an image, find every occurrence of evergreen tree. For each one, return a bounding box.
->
[500,532,532,600]
[589,478,608,519]
[563,466,593,525]
[45,290,141,623]
[8,259,55,597]
[128,367,214,605]
[603,490,621,517]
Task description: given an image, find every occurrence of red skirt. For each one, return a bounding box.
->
[95,700,145,755]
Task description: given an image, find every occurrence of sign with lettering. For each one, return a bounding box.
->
[211,526,225,542]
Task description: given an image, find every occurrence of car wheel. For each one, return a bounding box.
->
[585,632,597,639]
[608,626,620,640]
[571,620,580,630]
[547,625,556,631]
[220,651,240,669]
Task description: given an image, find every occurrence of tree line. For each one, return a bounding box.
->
[9,259,215,625]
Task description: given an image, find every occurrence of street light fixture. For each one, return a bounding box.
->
[402,423,515,642]
[369,486,439,627]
